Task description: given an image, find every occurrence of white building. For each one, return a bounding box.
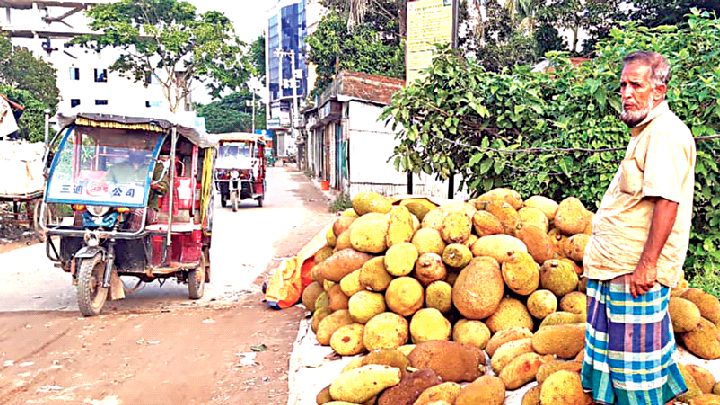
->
[1,0,168,113]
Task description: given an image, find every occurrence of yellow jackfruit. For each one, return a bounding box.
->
[502,251,540,295]
[536,359,583,385]
[454,375,506,405]
[414,382,462,405]
[532,323,586,359]
[407,340,486,383]
[539,370,585,405]
[317,309,354,346]
[440,211,472,244]
[348,290,386,323]
[471,234,528,264]
[515,223,555,264]
[409,308,452,343]
[421,207,447,231]
[491,337,533,374]
[477,188,523,210]
[472,210,504,237]
[519,207,549,233]
[330,323,366,356]
[334,229,353,251]
[412,228,446,256]
[485,200,521,235]
[326,227,337,247]
[339,269,363,297]
[539,311,586,328]
[387,206,416,247]
[683,288,720,324]
[451,257,505,320]
[670,297,702,333]
[690,394,720,405]
[352,191,392,216]
[499,352,551,390]
[350,213,390,253]
[686,364,717,394]
[362,348,410,377]
[485,297,534,333]
[540,259,579,298]
[485,327,533,357]
[312,307,333,334]
[563,234,590,262]
[521,385,541,405]
[317,249,375,282]
[452,319,491,350]
[527,289,558,319]
[559,291,587,315]
[523,195,558,220]
[681,318,720,360]
[329,364,401,403]
[441,243,473,268]
[385,242,419,277]
[678,363,704,403]
[363,312,409,351]
[386,277,425,317]
[333,216,356,238]
[554,197,588,236]
[415,252,447,286]
[359,256,392,292]
[425,280,452,314]
[399,198,437,221]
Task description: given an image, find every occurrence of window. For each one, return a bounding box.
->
[145,101,162,108]
[95,100,108,106]
[71,99,81,108]
[69,67,80,81]
[94,68,108,83]
[145,101,151,108]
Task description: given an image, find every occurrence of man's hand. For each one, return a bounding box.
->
[629,258,658,298]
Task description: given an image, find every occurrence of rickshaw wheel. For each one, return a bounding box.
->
[188,252,206,299]
[257,197,263,207]
[77,254,109,316]
[231,191,238,212]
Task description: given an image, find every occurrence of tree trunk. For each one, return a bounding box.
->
[397,0,407,37]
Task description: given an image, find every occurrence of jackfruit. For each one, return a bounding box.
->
[327,227,337,247]
[377,369,442,405]
[527,289,558,320]
[440,211,472,244]
[363,312,409,351]
[452,319,491,350]
[521,385,541,405]
[342,208,359,217]
[333,216,357,238]
[519,207,549,233]
[328,283,350,311]
[686,364,717,394]
[485,327,533,357]
[410,308,452,343]
[412,228,446,256]
[316,246,335,264]
[539,311,586,328]
[352,191,392,216]
[559,257,583,276]
[317,309,354,346]
[472,210,504,237]
[583,210,594,235]
[523,195,558,220]
[471,234,528,264]
[536,359,583,385]
[441,243,473,268]
[400,198,437,221]
[485,297,534,333]
[408,340,486,383]
[451,257,505,320]
[312,307,333,334]
[421,207,447,231]
[348,290,386,324]
[515,223,555,264]
[415,253,447,286]
[334,229,353,251]
[359,256,392,292]
[502,251,540,296]
[386,277,425,317]
[342,357,365,373]
[690,394,720,405]
[678,363,704,403]
[350,213,391,253]
[414,382,462,405]
[485,200,521,235]
[385,242,419,277]
[302,281,324,312]
[681,318,720,360]
[477,188,523,210]
[425,280,452,314]
[683,288,720,324]
[670,297,702,333]
[548,228,568,258]
[491,337,533,374]
[318,249,375,282]
[540,259,579,298]
[559,291,587,316]
[499,352,552,390]
[317,385,332,404]
[397,344,416,357]
[387,206,416,247]
[330,323,366,356]
[454,375,506,405]
[362,348,410,377]
[532,323,586,359]
[465,234,478,248]
[339,269,363,297]
[442,201,477,218]
[315,291,330,311]
[329,364,401,403]
[554,197,588,236]
[539,370,585,405]
[563,234,590,262]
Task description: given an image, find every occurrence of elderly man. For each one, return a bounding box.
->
[582,51,695,405]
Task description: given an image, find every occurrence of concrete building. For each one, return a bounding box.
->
[1,0,168,113]
[265,0,308,159]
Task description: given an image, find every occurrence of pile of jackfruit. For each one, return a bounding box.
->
[302,189,720,405]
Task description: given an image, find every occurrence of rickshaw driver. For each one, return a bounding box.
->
[107,151,169,228]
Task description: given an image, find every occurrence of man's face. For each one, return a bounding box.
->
[619,62,666,127]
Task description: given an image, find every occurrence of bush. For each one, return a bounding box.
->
[383,11,720,285]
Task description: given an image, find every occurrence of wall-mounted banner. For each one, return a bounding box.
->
[406,0,454,84]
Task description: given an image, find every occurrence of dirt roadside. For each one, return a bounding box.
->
[0,167,336,405]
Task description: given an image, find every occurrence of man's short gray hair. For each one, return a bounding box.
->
[623,51,671,88]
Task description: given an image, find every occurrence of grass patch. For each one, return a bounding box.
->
[688,263,720,298]
[329,193,352,213]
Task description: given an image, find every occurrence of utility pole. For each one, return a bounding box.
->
[274,48,301,157]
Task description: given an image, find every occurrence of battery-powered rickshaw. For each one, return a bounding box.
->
[214,132,266,211]
[40,108,216,316]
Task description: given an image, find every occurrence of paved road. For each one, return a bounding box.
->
[0,166,333,313]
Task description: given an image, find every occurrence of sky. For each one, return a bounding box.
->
[186,1,268,104]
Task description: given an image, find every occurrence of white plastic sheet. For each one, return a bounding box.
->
[0,141,45,196]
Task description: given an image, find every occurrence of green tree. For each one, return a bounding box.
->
[74,0,251,112]
[0,35,59,111]
[382,11,720,288]
[306,10,404,95]
[249,34,266,83]
[196,90,266,134]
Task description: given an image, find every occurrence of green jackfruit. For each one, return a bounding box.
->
[302,281,323,312]
[399,198,437,221]
[352,191,392,216]
[442,243,473,268]
[527,289,558,319]
[425,280,452,314]
[540,259,579,298]
[359,256,392,291]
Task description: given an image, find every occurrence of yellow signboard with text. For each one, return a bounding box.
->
[406,0,453,84]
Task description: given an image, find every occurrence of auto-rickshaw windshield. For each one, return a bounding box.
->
[46,126,164,207]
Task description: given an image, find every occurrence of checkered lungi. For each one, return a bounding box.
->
[582,275,688,405]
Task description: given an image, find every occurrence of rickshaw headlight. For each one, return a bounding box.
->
[230,170,240,179]
[86,206,110,217]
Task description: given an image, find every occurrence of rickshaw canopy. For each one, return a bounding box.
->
[57,107,217,148]
[214,132,267,146]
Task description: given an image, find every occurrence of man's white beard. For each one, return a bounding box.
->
[621,93,654,127]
